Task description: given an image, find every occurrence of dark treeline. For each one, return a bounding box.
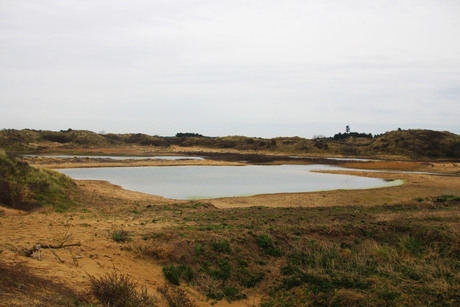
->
[332,132,374,140]
[175,132,206,138]
[0,128,459,159]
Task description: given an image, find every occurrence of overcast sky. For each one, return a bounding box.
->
[1,0,459,138]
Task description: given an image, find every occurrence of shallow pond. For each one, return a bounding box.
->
[58,165,402,200]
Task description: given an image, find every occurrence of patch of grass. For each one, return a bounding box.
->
[257,234,283,257]
[143,232,166,240]
[0,150,78,211]
[398,235,424,257]
[436,195,460,202]
[210,239,231,253]
[194,243,205,255]
[124,195,460,305]
[223,286,247,301]
[163,264,194,285]
[88,271,155,306]
[157,283,196,306]
[112,229,130,242]
[236,268,265,288]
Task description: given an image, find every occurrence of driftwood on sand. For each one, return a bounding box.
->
[25,232,81,262]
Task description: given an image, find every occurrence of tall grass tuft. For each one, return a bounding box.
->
[88,271,156,307]
[157,283,196,307]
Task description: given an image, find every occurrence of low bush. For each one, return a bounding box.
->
[88,271,155,306]
[257,234,283,257]
[163,264,194,285]
[157,283,196,307]
[112,230,130,242]
[210,239,231,253]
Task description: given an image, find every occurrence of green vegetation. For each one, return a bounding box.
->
[175,132,205,138]
[0,150,77,211]
[122,197,460,304]
[333,131,373,140]
[1,128,459,159]
[112,229,131,243]
[163,264,194,285]
[369,129,460,158]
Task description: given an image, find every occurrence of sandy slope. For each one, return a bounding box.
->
[0,182,256,306]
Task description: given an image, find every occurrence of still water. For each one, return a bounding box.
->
[59,165,402,200]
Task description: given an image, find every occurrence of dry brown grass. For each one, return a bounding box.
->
[88,270,156,306]
[131,242,175,262]
[157,283,196,307]
[341,161,423,170]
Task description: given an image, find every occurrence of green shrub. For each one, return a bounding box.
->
[223,286,246,301]
[266,246,283,257]
[112,230,130,243]
[256,234,283,257]
[256,234,274,249]
[211,239,231,253]
[436,195,451,202]
[163,264,195,286]
[211,259,231,281]
[236,269,264,288]
[163,265,180,285]
[194,243,204,255]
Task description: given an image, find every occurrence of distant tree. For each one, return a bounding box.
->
[175,132,204,138]
[346,125,350,134]
[333,131,373,140]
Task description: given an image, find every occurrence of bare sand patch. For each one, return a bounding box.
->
[26,157,244,169]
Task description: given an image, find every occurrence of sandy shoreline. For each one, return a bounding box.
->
[68,169,460,210]
[25,156,244,169]
[24,155,460,209]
